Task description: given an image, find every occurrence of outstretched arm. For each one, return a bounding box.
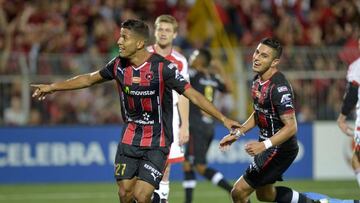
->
[219,112,256,150]
[32,70,106,100]
[182,87,240,130]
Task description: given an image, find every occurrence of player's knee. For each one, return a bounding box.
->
[231,183,251,201]
[117,185,132,199]
[133,190,151,203]
[351,154,360,170]
[231,187,241,201]
[183,161,192,172]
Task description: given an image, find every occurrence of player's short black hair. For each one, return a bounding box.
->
[260,38,282,59]
[198,48,212,67]
[121,19,150,42]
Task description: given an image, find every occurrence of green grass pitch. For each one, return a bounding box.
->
[0,180,358,203]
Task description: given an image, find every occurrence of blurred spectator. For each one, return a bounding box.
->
[0,0,360,125]
[4,95,26,125]
[297,104,315,123]
[0,0,358,56]
[317,83,343,120]
[28,108,42,125]
[211,59,235,117]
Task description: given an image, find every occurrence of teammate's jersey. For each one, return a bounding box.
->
[147,46,189,105]
[99,53,190,148]
[346,57,360,128]
[251,71,297,150]
[189,69,227,128]
[147,46,189,162]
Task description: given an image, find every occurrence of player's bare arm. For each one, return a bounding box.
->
[182,87,240,130]
[337,113,354,137]
[31,70,106,100]
[219,112,256,151]
[245,112,297,156]
[178,94,189,145]
[268,112,297,146]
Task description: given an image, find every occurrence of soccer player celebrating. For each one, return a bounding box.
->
[147,15,189,203]
[31,19,240,203]
[337,34,360,189]
[183,48,233,203]
[219,38,323,203]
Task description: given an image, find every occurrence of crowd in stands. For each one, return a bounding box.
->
[1,0,360,125]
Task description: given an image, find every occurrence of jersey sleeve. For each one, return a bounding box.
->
[271,84,295,115]
[341,82,358,116]
[99,57,117,80]
[179,57,190,82]
[163,62,191,94]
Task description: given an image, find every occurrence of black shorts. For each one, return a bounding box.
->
[243,147,298,189]
[114,143,169,189]
[185,126,214,165]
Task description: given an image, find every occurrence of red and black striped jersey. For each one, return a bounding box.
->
[251,71,297,150]
[99,53,191,148]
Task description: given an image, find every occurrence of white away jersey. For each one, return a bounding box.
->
[347,57,360,128]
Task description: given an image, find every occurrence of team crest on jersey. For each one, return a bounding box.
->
[253,90,262,99]
[252,89,267,104]
[145,71,154,81]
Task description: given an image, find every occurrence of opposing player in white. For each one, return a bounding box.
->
[337,35,360,189]
[148,14,189,203]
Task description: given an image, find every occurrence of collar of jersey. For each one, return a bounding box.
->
[258,79,270,85]
[130,53,152,70]
[152,45,173,57]
[131,61,148,71]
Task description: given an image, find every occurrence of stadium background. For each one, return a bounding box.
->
[0,0,359,202]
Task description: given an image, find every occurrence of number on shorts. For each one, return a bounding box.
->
[115,163,126,176]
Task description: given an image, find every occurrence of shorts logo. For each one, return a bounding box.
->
[151,172,159,181]
[144,164,162,181]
